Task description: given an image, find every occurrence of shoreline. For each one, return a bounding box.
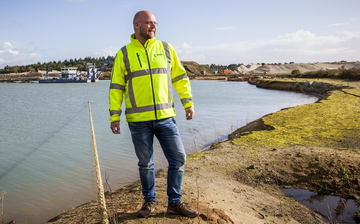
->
[48,78,360,224]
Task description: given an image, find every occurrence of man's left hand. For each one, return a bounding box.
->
[185,107,195,120]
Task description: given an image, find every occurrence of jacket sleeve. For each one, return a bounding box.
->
[168,44,194,109]
[109,51,126,123]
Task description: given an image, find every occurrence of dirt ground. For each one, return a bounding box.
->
[48,80,360,224]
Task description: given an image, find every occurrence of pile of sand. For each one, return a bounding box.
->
[236,62,360,74]
[237,63,262,74]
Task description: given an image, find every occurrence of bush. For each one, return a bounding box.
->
[291,69,301,75]
[340,67,360,80]
[300,68,360,80]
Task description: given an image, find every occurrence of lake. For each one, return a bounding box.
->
[0,80,317,223]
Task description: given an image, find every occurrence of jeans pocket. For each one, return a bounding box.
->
[171,117,177,125]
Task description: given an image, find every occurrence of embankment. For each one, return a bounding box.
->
[0,72,43,83]
[189,75,228,81]
[248,79,351,95]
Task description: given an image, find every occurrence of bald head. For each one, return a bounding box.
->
[133,10,154,23]
[133,10,157,45]
[133,10,154,25]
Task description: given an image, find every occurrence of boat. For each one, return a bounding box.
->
[39,56,113,84]
[39,67,87,83]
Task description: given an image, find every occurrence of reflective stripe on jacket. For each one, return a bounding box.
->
[109,34,193,123]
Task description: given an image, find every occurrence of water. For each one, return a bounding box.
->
[0,80,317,223]
[282,189,360,223]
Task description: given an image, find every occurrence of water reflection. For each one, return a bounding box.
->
[281,188,359,223]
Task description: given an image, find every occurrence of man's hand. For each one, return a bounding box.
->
[110,121,121,134]
[185,107,195,120]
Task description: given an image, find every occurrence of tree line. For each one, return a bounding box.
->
[0,56,114,74]
[2,58,244,75]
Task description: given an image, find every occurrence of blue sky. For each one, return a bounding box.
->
[1,0,359,69]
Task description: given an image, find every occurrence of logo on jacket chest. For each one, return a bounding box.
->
[153,53,163,57]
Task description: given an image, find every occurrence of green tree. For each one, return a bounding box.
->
[228,63,240,71]
[10,66,19,73]
[26,66,34,72]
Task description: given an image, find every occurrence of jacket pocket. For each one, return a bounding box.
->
[136,53,142,68]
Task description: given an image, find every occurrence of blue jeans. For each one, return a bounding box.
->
[128,117,186,206]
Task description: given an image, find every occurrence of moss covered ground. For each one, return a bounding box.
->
[232,80,360,151]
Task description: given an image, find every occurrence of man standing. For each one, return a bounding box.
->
[109,10,198,218]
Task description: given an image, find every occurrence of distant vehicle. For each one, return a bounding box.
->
[219,69,233,74]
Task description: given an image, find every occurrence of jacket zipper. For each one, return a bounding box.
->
[136,53,142,68]
[144,45,157,120]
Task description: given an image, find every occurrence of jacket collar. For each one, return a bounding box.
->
[130,33,156,48]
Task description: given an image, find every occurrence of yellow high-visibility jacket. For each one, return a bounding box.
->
[109,34,193,123]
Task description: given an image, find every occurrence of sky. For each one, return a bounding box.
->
[0,0,359,69]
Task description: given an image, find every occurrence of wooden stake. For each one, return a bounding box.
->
[0,191,6,224]
[88,101,109,224]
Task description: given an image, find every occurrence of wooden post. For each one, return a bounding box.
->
[88,102,109,224]
[0,191,6,224]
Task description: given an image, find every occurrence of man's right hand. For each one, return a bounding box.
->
[110,121,121,134]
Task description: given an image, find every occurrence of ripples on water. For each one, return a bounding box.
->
[0,80,317,223]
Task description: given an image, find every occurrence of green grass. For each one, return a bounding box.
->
[232,80,360,151]
[187,151,206,160]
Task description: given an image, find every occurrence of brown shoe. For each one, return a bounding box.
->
[167,202,199,218]
[137,201,155,218]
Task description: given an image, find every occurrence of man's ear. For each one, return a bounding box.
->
[134,21,140,30]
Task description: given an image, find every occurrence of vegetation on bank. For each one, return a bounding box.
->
[292,67,360,80]
[232,80,360,151]
[229,79,360,214]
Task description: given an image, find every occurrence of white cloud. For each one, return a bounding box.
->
[0,42,19,55]
[214,27,234,31]
[175,43,206,62]
[267,47,349,56]
[0,42,18,56]
[0,42,42,69]
[174,30,360,64]
[270,30,342,48]
[334,30,360,38]
[328,23,349,27]
[3,42,13,48]
[93,46,119,58]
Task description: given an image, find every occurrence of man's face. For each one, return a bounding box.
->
[139,20,157,40]
[135,13,157,42]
